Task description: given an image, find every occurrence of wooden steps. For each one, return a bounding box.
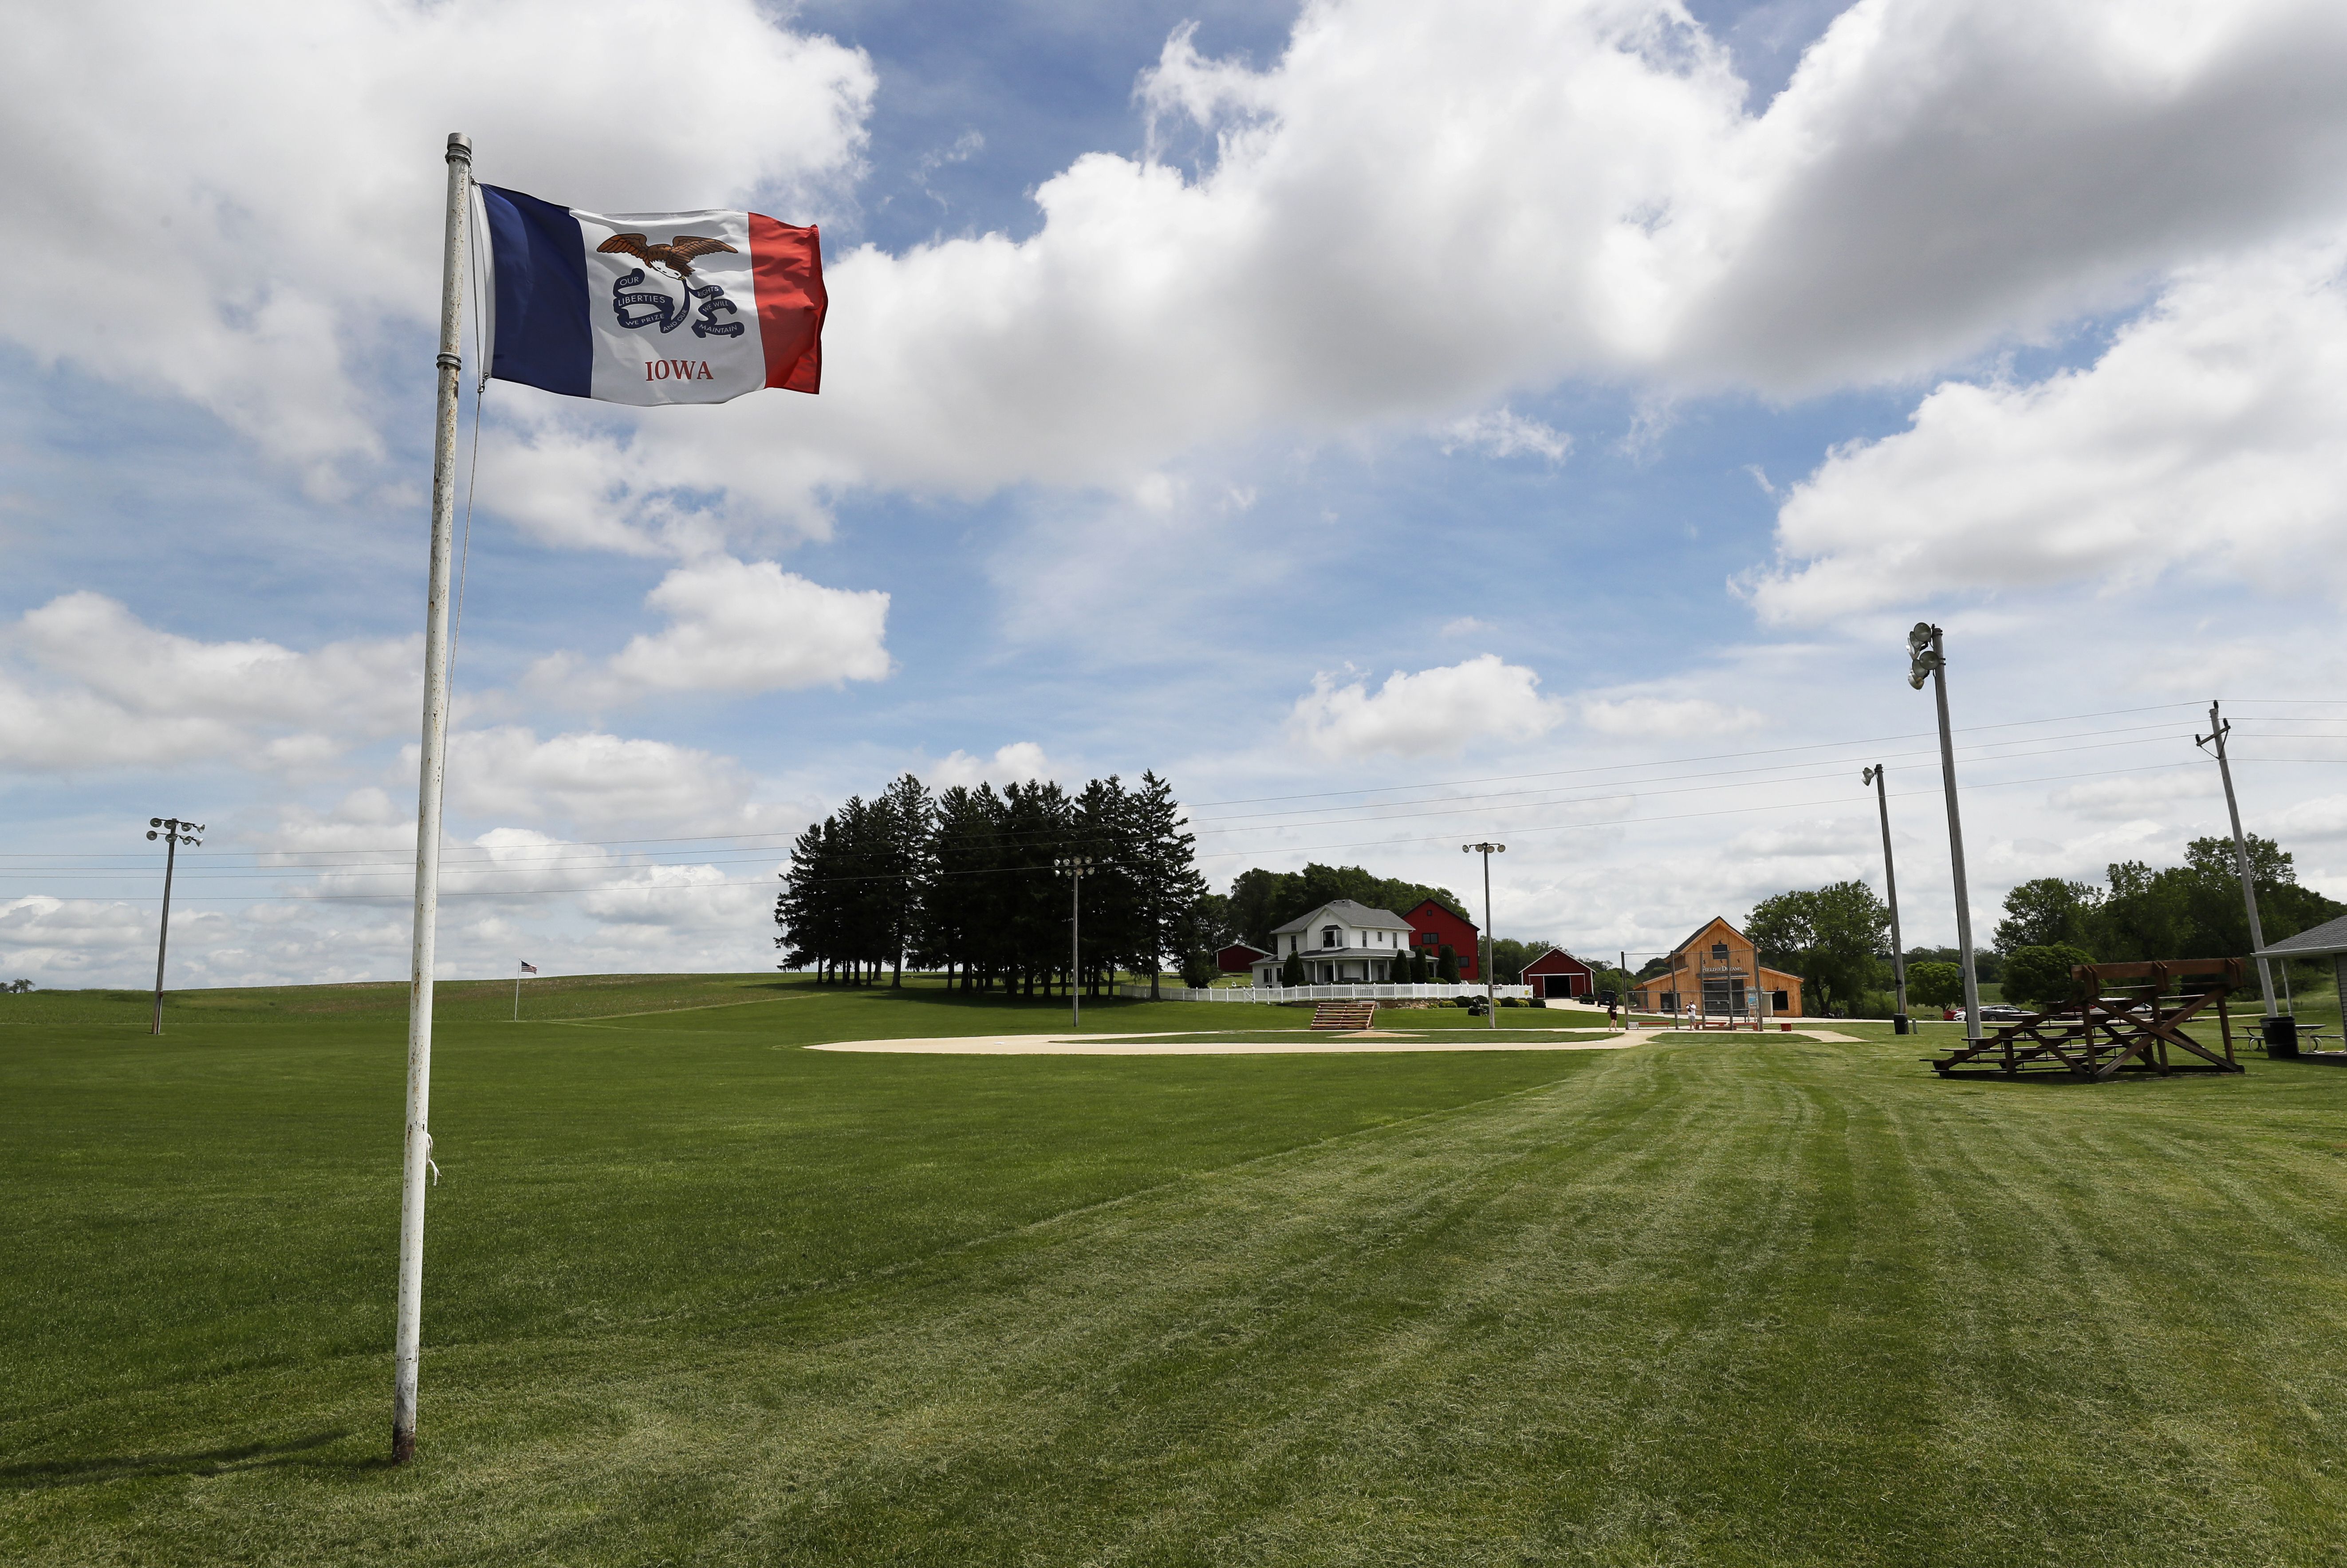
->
[1311,1001,1377,1032]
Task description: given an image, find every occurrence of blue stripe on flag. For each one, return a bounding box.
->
[481,185,591,398]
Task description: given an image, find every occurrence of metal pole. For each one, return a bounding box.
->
[1463,843,1504,1026]
[393,130,472,1467]
[2199,701,2279,1017]
[513,967,522,1023]
[1070,867,1081,1030]
[1483,851,1494,1027]
[1912,625,1981,1041]
[1866,766,1909,1028]
[151,827,177,1036]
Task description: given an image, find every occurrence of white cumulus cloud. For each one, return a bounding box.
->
[530,556,890,705]
[0,593,417,774]
[1290,655,1566,759]
[1749,242,2347,622]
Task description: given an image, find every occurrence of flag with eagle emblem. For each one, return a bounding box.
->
[478,185,824,405]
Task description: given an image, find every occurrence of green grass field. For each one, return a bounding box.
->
[6,975,2347,1565]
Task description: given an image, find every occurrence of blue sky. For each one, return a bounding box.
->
[7,0,2347,986]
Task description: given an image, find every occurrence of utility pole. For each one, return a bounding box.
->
[1463,843,1506,1028]
[145,817,203,1035]
[2197,701,2282,1030]
[1907,623,1981,1041]
[1862,766,1910,1032]
[393,129,472,1468]
[1055,856,1093,1029]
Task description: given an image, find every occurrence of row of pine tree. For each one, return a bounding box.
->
[774,771,1208,997]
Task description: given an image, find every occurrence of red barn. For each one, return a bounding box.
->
[1216,941,1273,974]
[1521,947,1596,1000]
[1403,898,1480,981]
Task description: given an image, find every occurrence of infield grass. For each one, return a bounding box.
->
[5,974,2346,1564]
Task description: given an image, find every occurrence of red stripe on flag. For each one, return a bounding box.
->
[748,215,826,394]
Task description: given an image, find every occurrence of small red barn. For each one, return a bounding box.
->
[1216,941,1273,974]
[1403,898,1481,981]
[1521,947,1596,1000]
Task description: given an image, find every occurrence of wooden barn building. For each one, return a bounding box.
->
[1216,941,1273,974]
[1521,947,1598,1000]
[1627,916,1804,1018]
[1403,897,1481,981]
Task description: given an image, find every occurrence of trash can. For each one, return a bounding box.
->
[1892,1014,1912,1035]
[2263,1014,2299,1057]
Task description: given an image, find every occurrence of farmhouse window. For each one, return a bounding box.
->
[1321,926,1339,948]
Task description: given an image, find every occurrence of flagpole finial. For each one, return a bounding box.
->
[446,132,472,163]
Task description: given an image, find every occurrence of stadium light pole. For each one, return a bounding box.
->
[1056,856,1093,1029]
[1462,843,1505,1028]
[2195,701,2281,1029]
[145,817,203,1036]
[1908,623,1981,1041]
[1861,766,1910,1032]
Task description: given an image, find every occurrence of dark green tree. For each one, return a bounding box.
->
[2002,943,2096,1008]
[1994,877,2099,954]
[1280,948,1306,986]
[1436,945,1461,983]
[1747,880,1890,1016]
[1906,961,1963,1009]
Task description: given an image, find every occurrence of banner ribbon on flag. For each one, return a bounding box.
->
[477,185,825,405]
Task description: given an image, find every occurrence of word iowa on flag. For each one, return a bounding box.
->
[479,185,824,406]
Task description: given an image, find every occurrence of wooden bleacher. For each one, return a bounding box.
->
[1929,959,2245,1081]
[1310,1001,1377,1032]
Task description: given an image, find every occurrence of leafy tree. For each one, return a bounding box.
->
[1179,949,1218,988]
[1280,948,1307,986]
[1436,945,1461,983]
[1906,961,1963,1009]
[1994,878,2099,954]
[2003,943,2096,1008]
[1747,880,1891,1016]
[1226,863,1465,949]
[1407,948,1430,982]
[1487,937,1556,986]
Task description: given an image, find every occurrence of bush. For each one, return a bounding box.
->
[1179,950,1219,989]
[1280,950,1306,986]
[1436,945,1461,983]
[1500,996,1524,1008]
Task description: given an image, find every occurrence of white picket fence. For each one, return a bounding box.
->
[1114,981,1534,1004]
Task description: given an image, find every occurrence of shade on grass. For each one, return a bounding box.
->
[4,975,2345,1564]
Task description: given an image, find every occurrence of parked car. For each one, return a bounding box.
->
[1977,1003,2029,1023]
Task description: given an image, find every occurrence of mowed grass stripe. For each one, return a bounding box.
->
[5,979,2347,1565]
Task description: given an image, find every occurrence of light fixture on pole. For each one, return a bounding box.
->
[2196,700,2285,1046]
[1462,842,1506,1028]
[1055,856,1094,1029]
[1907,622,1981,1041]
[1860,766,1910,1034]
[144,817,203,1036]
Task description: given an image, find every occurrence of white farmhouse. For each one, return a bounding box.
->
[1252,900,1418,985]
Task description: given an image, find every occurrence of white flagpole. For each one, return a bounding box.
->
[514,964,522,1022]
[393,129,473,1466]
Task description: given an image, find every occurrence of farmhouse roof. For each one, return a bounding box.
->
[2256,912,2347,959]
[1270,899,1415,935]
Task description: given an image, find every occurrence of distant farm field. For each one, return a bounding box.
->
[5,975,2346,1564]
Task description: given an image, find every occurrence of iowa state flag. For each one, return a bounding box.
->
[479,185,824,405]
